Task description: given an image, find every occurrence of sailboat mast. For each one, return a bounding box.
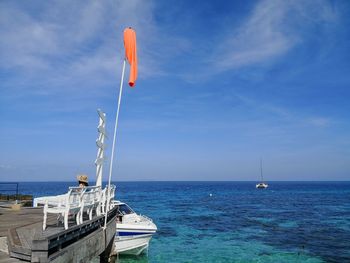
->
[260,158,263,182]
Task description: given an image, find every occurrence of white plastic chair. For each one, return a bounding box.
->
[73,186,102,223]
[43,187,83,230]
[100,185,116,214]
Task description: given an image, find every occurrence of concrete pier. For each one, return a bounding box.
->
[0,205,118,262]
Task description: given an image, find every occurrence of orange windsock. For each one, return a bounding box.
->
[123,27,138,87]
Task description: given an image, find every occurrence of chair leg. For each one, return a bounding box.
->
[75,213,80,225]
[43,209,47,230]
[96,205,101,216]
[89,208,93,220]
[64,212,68,230]
[101,203,105,214]
[80,210,83,224]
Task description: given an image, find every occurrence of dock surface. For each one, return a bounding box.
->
[0,251,22,263]
[0,205,117,262]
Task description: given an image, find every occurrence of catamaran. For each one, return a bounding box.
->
[256,159,268,189]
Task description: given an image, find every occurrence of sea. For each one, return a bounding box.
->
[15,181,350,263]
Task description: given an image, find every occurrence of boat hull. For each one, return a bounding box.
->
[113,234,153,255]
[110,204,157,256]
[256,183,268,189]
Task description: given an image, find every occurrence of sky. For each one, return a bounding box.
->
[0,0,349,182]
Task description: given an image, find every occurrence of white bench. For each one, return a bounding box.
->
[43,188,82,230]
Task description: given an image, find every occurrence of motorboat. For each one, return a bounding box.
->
[112,201,157,255]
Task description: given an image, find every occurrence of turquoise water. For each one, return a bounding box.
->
[13,181,350,262]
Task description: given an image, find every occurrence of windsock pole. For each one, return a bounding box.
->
[104,58,126,228]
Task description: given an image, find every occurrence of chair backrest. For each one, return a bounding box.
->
[101,188,107,202]
[106,185,116,211]
[81,186,101,205]
[108,185,116,200]
[66,187,83,209]
[101,185,115,200]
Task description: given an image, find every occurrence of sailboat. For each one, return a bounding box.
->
[256,159,268,189]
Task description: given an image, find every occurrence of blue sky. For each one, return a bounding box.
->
[0,0,349,182]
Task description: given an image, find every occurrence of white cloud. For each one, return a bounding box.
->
[229,94,333,132]
[0,0,339,91]
[0,0,165,96]
[0,164,12,170]
[308,117,330,127]
[212,0,336,72]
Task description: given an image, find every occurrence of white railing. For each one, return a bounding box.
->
[140,214,153,222]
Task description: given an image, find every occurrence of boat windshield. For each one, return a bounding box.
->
[118,204,134,215]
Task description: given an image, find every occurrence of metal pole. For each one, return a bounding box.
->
[104,59,126,228]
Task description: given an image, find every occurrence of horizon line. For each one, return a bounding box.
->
[1,180,349,183]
